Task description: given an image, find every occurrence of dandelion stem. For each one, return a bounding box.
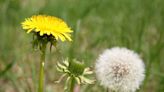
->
[69,77,75,92]
[106,88,108,92]
[38,44,46,92]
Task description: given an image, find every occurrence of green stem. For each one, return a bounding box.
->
[106,88,108,92]
[38,44,46,92]
[69,77,75,92]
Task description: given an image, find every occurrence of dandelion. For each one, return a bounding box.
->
[21,15,73,92]
[56,59,95,92]
[22,15,73,42]
[95,47,145,92]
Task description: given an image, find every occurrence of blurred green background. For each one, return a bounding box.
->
[0,0,164,92]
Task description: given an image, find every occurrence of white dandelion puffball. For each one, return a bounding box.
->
[95,47,145,92]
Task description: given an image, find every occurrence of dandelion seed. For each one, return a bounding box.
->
[95,47,145,92]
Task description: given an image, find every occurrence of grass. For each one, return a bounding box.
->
[0,0,164,92]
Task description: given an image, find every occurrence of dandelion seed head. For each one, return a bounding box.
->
[95,47,145,92]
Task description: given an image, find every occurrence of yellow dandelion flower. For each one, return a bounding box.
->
[21,15,73,41]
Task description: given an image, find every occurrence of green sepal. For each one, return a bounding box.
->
[68,60,85,76]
